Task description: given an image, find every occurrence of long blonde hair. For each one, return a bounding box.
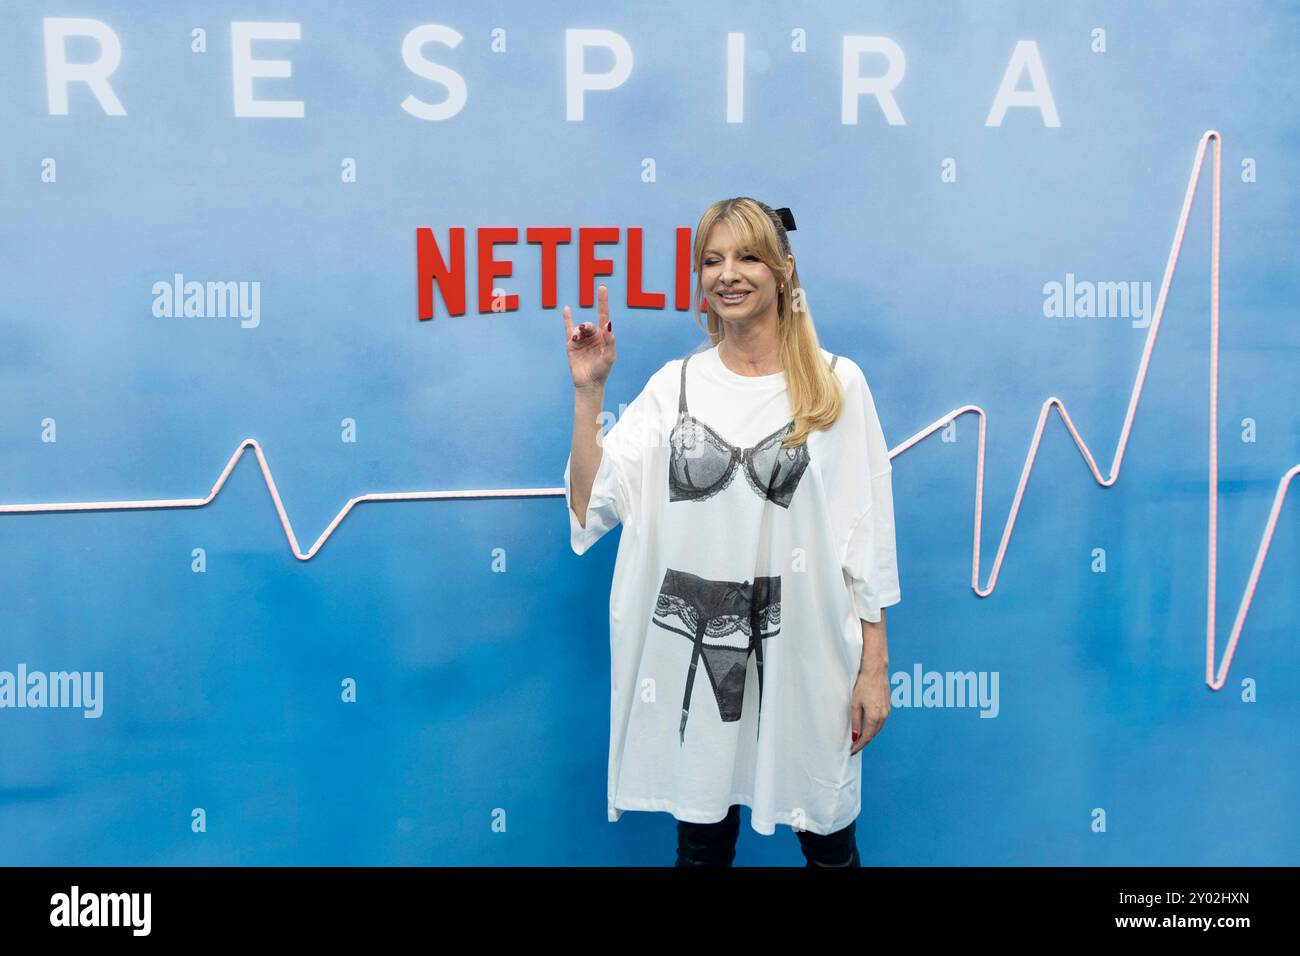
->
[688,197,844,448]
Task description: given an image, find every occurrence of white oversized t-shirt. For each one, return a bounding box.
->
[563,342,900,836]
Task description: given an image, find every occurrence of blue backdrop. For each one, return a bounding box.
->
[0,0,1296,865]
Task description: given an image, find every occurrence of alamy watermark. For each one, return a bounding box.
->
[891,664,999,717]
[50,886,150,936]
[1042,272,1153,328]
[0,664,103,718]
[151,273,261,328]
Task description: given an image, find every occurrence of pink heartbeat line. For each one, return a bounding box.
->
[1,132,1294,690]
[0,437,557,560]
[884,130,1298,691]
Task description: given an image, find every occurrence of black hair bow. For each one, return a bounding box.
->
[774,207,797,232]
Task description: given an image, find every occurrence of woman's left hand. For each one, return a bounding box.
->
[849,667,890,755]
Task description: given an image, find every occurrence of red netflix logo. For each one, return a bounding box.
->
[415,226,705,319]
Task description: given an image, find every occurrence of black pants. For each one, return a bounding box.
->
[675,804,861,867]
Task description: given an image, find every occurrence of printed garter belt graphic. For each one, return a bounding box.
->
[650,567,781,744]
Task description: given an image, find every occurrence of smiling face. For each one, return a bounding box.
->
[701,221,792,325]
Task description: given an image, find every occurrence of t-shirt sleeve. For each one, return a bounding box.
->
[833,361,902,623]
[563,379,653,556]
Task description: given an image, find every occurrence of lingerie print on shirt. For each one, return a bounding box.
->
[650,567,781,744]
[667,351,838,508]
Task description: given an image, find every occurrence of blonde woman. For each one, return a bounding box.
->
[564,198,900,866]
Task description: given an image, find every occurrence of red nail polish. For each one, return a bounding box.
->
[851,731,859,741]
[606,321,612,332]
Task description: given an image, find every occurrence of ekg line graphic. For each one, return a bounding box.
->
[884,130,1298,691]
[0,437,557,561]
[0,132,1294,691]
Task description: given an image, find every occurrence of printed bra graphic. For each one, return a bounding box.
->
[650,567,781,744]
[667,352,838,508]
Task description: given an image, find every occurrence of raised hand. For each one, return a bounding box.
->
[564,283,616,390]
